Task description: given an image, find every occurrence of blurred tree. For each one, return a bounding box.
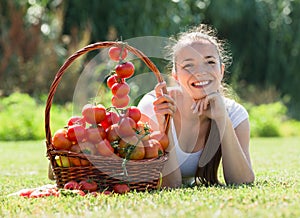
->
[0,0,300,118]
[0,0,91,102]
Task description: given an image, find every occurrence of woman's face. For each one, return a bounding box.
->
[173,40,224,100]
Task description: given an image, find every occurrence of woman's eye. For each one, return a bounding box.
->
[183,64,193,69]
[207,60,216,65]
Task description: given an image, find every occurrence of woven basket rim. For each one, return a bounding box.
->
[50,148,168,162]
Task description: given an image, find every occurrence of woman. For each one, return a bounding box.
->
[138,24,255,188]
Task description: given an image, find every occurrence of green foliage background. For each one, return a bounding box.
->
[0,93,72,141]
[1,93,299,140]
[0,0,300,140]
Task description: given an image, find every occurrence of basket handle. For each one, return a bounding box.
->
[45,41,170,149]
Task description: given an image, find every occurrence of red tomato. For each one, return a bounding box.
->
[136,121,151,141]
[67,116,86,128]
[102,190,112,195]
[143,139,164,159]
[95,139,115,156]
[115,61,135,79]
[108,46,128,61]
[86,125,106,143]
[82,104,106,124]
[79,180,98,192]
[67,124,86,143]
[18,188,36,198]
[117,117,137,138]
[68,146,91,166]
[111,82,130,97]
[126,106,141,123]
[70,144,81,153]
[101,111,120,129]
[106,124,121,142]
[107,74,125,89]
[64,180,80,190]
[118,135,145,160]
[29,189,53,198]
[52,129,72,150]
[111,95,130,108]
[150,131,169,150]
[70,157,90,167]
[79,141,97,155]
[113,184,130,194]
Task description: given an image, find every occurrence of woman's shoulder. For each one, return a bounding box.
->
[223,97,249,129]
[223,97,246,110]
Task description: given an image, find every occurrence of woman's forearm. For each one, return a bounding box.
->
[161,127,182,188]
[217,116,255,184]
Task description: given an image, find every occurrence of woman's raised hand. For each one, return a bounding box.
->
[153,82,176,131]
[154,82,176,115]
[191,92,226,121]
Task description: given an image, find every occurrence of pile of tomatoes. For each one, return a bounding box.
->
[52,45,169,168]
[63,179,130,195]
[12,179,130,197]
[52,103,169,167]
[53,103,169,168]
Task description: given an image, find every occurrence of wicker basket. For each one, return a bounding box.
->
[45,41,170,192]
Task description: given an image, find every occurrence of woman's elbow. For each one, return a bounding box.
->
[226,171,255,185]
[246,171,255,184]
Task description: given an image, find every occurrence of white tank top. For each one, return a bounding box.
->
[171,119,202,178]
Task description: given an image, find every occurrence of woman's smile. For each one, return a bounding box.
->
[191,80,211,88]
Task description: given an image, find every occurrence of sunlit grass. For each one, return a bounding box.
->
[0,138,299,218]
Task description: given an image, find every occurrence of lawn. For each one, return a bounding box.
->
[0,137,299,218]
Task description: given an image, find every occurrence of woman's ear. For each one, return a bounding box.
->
[220,63,225,80]
[172,71,178,81]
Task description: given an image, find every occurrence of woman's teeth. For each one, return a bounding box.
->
[192,80,210,87]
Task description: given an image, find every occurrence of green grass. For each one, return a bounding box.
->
[1,138,299,218]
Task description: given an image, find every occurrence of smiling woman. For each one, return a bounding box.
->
[138,24,255,188]
[173,41,224,101]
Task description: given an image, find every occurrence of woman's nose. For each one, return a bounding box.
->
[193,65,209,75]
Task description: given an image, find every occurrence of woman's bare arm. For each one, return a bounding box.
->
[219,117,255,184]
